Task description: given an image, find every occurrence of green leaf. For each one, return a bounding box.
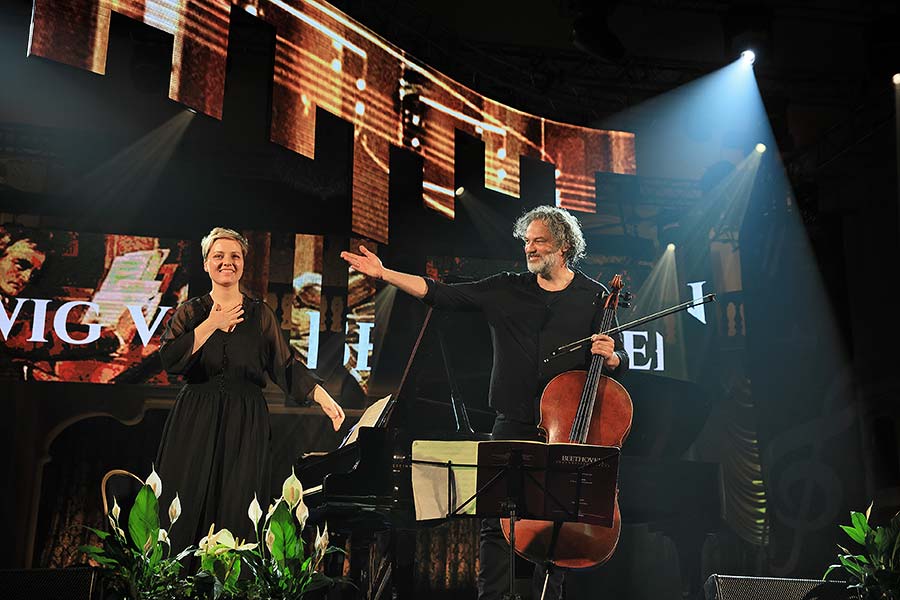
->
[85,527,110,540]
[850,511,870,537]
[78,544,105,556]
[842,524,866,545]
[127,485,160,557]
[838,555,864,579]
[268,501,301,564]
[222,557,241,592]
[823,564,842,579]
[892,528,900,568]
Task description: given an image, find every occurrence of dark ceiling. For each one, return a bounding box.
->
[334,0,898,177]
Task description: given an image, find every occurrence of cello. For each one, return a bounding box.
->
[501,274,633,570]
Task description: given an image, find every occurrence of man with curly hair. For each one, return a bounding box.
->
[342,205,629,600]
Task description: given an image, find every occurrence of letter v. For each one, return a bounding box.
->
[127,305,173,346]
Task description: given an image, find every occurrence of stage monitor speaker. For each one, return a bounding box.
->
[0,566,103,600]
[704,574,858,600]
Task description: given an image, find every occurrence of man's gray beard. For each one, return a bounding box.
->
[526,256,555,278]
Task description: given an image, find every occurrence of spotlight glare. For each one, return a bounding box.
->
[893,73,900,85]
[455,186,465,196]
[755,142,767,154]
[740,50,756,65]
[667,243,676,252]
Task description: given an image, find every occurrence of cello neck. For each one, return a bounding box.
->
[569,274,623,443]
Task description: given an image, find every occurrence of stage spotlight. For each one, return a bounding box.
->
[186,107,198,115]
[755,142,766,154]
[667,243,676,252]
[455,186,465,196]
[893,73,900,85]
[741,50,756,65]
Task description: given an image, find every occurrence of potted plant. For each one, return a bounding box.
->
[79,469,194,599]
[825,503,900,600]
[81,468,347,599]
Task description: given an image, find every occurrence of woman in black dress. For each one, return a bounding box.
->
[155,227,344,550]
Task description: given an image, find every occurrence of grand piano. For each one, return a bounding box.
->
[294,292,723,599]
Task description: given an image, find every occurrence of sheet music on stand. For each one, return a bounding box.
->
[410,440,620,525]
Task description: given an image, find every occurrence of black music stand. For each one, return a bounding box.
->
[411,440,620,600]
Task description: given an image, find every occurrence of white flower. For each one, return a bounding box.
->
[146,466,163,499]
[110,496,121,522]
[168,494,181,526]
[159,528,169,545]
[314,523,329,565]
[282,468,304,509]
[265,529,275,554]
[248,494,263,529]
[196,524,258,556]
[197,523,217,553]
[295,499,309,531]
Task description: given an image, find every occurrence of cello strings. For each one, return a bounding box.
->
[570,294,617,443]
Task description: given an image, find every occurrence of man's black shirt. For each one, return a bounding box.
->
[423,270,629,424]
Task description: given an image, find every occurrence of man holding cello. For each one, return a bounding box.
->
[341,205,629,600]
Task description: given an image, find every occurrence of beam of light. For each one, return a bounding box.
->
[64,110,194,217]
[366,284,397,387]
[455,190,517,254]
[627,246,689,381]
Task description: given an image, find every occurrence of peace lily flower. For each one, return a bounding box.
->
[158,529,169,545]
[295,498,309,530]
[248,494,263,529]
[168,494,181,526]
[282,469,304,509]
[146,466,163,499]
[196,525,258,557]
[110,496,121,522]
[314,523,329,565]
[265,529,275,554]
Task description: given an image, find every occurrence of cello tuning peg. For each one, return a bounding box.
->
[618,300,631,309]
[620,291,634,302]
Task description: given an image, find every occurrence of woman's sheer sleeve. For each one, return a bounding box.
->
[159,301,202,375]
[261,302,322,405]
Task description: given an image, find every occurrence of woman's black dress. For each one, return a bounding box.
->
[155,294,319,549]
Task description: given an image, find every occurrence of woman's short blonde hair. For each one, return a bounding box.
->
[201,227,249,260]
